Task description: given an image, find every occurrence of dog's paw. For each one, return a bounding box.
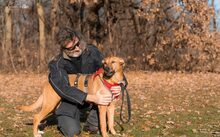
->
[34,134,42,137]
[37,130,44,135]
[102,134,109,137]
[114,133,122,136]
[110,130,123,136]
[109,129,117,135]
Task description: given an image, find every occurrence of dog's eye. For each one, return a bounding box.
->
[111,61,115,64]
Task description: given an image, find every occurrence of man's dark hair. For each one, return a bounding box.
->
[56,27,77,46]
[56,27,86,49]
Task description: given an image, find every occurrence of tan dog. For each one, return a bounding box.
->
[17,56,125,137]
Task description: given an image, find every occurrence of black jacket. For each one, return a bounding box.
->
[48,45,103,118]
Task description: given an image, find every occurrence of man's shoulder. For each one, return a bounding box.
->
[86,44,100,52]
[48,54,64,66]
[83,44,103,62]
[50,54,62,62]
[84,44,102,57]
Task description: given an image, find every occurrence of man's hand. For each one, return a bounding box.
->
[86,93,112,105]
[111,85,121,100]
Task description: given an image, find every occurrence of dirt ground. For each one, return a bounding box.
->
[0,71,220,137]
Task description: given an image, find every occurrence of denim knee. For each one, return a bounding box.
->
[57,115,81,137]
[64,127,80,137]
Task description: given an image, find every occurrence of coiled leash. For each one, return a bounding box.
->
[119,75,131,124]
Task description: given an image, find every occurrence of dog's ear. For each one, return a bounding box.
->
[119,59,125,68]
[102,59,106,66]
[102,58,110,73]
[120,60,125,66]
[102,59,107,69]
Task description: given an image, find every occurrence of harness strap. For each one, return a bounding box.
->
[74,73,81,87]
[98,75,113,97]
[84,74,90,93]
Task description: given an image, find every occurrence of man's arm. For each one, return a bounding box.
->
[48,58,112,105]
[48,59,87,105]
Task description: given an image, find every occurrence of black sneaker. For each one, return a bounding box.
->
[83,123,99,134]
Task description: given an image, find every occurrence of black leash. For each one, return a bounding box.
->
[119,74,131,123]
[98,73,131,124]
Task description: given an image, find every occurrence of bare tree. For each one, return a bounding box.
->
[37,2,46,71]
[0,0,218,72]
[50,0,59,46]
[211,0,217,31]
[2,6,12,69]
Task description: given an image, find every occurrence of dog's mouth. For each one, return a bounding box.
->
[103,66,115,79]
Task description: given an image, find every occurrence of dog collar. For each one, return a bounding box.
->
[93,68,119,88]
[93,68,104,79]
[93,68,118,85]
[102,79,119,90]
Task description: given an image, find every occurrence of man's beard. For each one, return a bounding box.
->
[65,42,86,57]
[65,49,83,57]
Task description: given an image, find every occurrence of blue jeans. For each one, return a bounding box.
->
[57,106,98,137]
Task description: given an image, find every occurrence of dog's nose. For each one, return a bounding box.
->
[103,66,115,79]
[103,66,110,71]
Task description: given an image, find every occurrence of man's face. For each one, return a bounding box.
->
[63,36,83,57]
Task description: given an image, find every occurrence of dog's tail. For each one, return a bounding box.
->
[17,94,43,111]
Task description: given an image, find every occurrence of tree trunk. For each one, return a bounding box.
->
[130,0,140,34]
[18,28,28,69]
[37,3,46,71]
[50,0,59,46]
[104,0,112,44]
[211,0,217,31]
[2,6,12,69]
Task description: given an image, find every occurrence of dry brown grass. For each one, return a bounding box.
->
[0,71,220,137]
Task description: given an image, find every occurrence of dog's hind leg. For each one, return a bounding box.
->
[107,102,116,135]
[17,94,43,112]
[98,105,108,137]
[33,93,59,137]
[33,85,60,137]
[33,105,55,137]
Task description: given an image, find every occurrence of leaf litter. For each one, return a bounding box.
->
[0,72,219,136]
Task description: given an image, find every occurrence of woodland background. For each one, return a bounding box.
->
[0,1,220,137]
[0,0,220,73]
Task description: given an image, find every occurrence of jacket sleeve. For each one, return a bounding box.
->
[48,58,87,105]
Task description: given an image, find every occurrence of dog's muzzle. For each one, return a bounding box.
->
[103,66,115,79]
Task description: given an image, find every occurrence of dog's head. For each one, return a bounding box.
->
[102,56,125,83]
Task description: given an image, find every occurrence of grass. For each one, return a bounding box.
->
[0,72,220,137]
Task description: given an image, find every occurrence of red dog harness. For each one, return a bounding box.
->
[93,68,120,99]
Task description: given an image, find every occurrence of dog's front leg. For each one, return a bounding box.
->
[107,101,116,135]
[98,105,108,137]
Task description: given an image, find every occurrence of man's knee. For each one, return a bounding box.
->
[86,108,99,127]
[57,116,81,137]
[58,124,81,137]
[62,126,80,137]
